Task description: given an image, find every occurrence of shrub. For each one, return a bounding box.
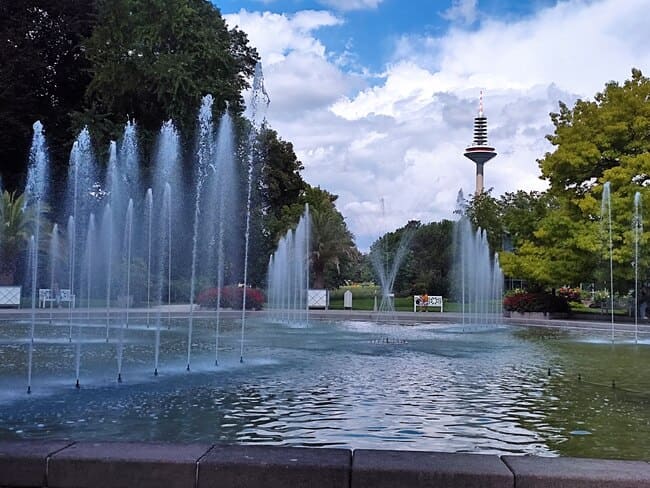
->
[503,290,569,313]
[557,287,582,302]
[196,286,265,310]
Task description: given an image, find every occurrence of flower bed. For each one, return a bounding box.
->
[196,286,265,310]
[503,290,569,314]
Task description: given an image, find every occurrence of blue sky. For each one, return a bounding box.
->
[218,0,557,73]
[215,0,650,250]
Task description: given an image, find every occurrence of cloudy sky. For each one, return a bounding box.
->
[216,0,650,250]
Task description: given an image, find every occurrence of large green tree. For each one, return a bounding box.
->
[500,69,650,289]
[0,0,96,191]
[77,0,258,151]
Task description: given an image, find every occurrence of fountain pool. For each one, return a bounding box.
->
[1,315,650,460]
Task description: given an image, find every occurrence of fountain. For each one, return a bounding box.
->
[601,181,615,337]
[633,191,643,342]
[3,66,650,462]
[454,217,504,325]
[266,206,310,325]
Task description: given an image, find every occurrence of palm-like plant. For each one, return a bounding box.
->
[0,191,38,285]
[310,207,355,289]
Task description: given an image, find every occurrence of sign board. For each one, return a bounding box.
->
[413,295,443,312]
[308,289,329,309]
[0,286,21,307]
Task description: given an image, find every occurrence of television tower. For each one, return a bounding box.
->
[464,91,496,194]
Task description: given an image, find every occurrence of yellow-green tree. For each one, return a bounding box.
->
[500,69,650,289]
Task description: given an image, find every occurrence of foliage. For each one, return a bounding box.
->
[366,219,453,296]
[78,0,258,149]
[196,285,264,310]
[307,187,356,289]
[500,69,650,289]
[503,290,569,313]
[557,286,582,302]
[463,189,503,251]
[0,1,96,191]
[0,191,41,285]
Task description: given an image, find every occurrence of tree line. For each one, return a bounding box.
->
[3,1,648,297]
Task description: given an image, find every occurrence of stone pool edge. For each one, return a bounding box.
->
[1,441,650,487]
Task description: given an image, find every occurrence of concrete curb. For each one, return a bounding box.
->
[1,441,650,488]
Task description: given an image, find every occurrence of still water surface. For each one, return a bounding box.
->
[0,317,649,459]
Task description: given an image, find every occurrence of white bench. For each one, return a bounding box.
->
[413,295,443,312]
[59,289,75,307]
[39,288,75,308]
[0,286,21,307]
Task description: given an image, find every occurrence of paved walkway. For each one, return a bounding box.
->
[1,306,649,337]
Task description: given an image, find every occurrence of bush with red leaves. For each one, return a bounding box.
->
[196,286,265,310]
[503,291,569,313]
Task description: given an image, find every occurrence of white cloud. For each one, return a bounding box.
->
[318,0,383,12]
[442,0,478,25]
[227,0,650,250]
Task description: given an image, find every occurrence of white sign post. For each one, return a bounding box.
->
[343,290,353,309]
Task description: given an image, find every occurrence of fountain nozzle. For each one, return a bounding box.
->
[186,364,190,372]
[27,385,31,394]
[240,356,243,364]
[117,373,122,383]
[75,379,80,389]
[154,368,158,377]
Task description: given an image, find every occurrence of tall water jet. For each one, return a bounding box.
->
[67,216,75,341]
[267,206,310,325]
[454,217,503,325]
[48,224,60,324]
[187,95,214,372]
[211,109,237,365]
[66,128,96,326]
[83,214,97,319]
[153,184,172,376]
[240,62,270,363]
[370,229,413,319]
[101,204,114,341]
[119,121,141,204]
[633,191,643,342]
[26,236,36,394]
[117,199,134,383]
[153,122,180,325]
[601,181,614,338]
[145,188,153,326]
[24,121,49,393]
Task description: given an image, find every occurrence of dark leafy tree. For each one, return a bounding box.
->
[78,0,258,152]
[0,0,96,191]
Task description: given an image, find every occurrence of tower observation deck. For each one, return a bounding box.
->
[463,92,496,194]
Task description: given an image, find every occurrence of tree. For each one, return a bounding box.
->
[463,189,503,252]
[501,69,650,289]
[306,187,356,289]
[0,191,39,284]
[258,126,307,242]
[78,0,258,150]
[0,1,96,191]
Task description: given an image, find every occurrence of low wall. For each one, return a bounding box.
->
[1,441,650,488]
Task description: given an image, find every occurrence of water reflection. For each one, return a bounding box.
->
[1,319,649,459]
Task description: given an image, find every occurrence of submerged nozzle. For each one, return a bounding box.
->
[154,368,158,377]
[240,356,243,364]
[117,373,122,383]
[75,379,80,389]
[27,385,31,394]
[186,364,190,372]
